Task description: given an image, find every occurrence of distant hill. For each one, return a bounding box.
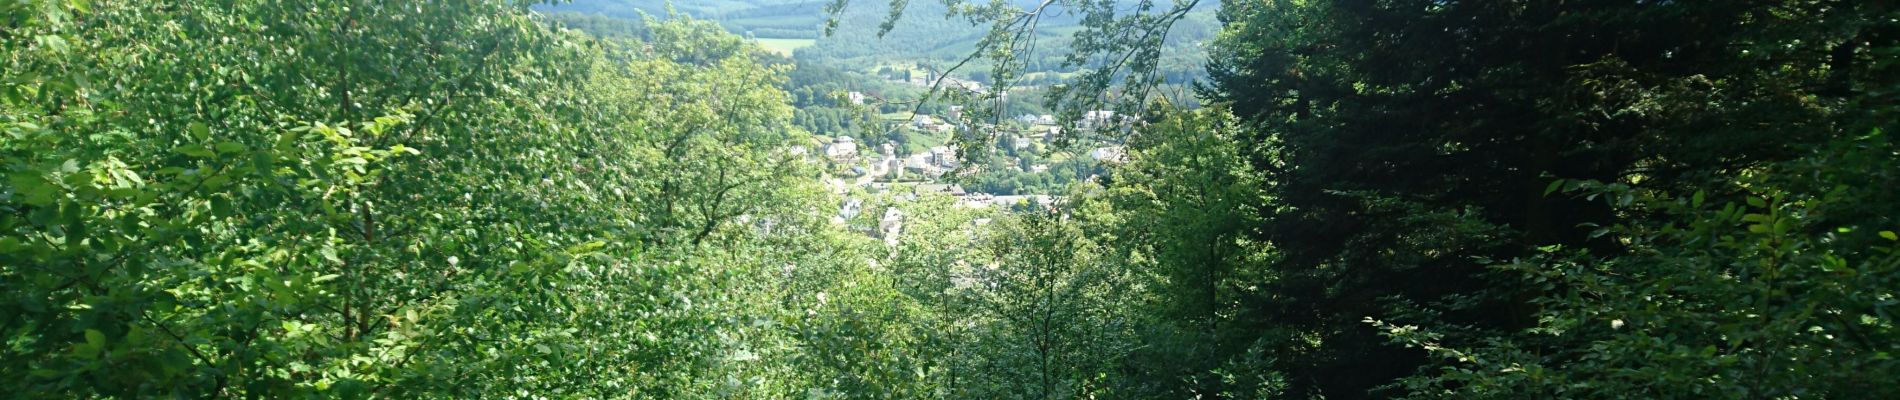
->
[537,0,837,38]
[542,0,1216,84]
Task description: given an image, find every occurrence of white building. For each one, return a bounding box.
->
[906,153,933,170]
[917,184,967,196]
[1090,146,1127,163]
[837,198,864,222]
[992,195,1056,209]
[1018,114,1056,125]
[1077,110,1116,131]
[928,146,960,169]
[825,136,859,160]
[904,154,944,179]
[877,207,904,245]
[1011,136,1033,150]
[911,115,939,130]
[911,115,956,133]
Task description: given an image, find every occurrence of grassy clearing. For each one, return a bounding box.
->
[901,130,950,155]
[752,38,816,56]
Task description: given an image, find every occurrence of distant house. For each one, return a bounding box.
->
[1011,136,1033,150]
[917,184,967,196]
[838,198,863,221]
[825,136,859,160]
[904,154,945,179]
[910,115,956,133]
[910,115,938,131]
[947,106,964,121]
[877,207,904,244]
[1018,114,1056,125]
[939,77,986,94]
[991,195,1056,209]
[847,91,867,105]
[874,142,903,179]
[825,178,850,194]
[1090,146,1127,163]
[1077,110,1116,131]
[905,153,933,170]
[928,146,960,169]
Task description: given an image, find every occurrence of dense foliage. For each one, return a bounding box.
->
[5,0,1897,399]
[1197,1,1900,397]
[805,0,1900,398]
[0,0,842,397]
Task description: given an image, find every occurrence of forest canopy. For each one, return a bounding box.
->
[4,0,1898,399]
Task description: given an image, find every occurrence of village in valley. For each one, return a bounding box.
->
[790,71,1135,244]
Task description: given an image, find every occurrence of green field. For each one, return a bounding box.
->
[752,38,816,56]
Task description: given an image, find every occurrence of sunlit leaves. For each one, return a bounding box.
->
[0,0,811,397]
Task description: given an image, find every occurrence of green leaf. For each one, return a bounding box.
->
[215,141,246,154]
[210,196,234,217]
[189,122,211,141]
[175,145,216,159]
[566,240,607,254]
[10,173,58,206]
[81,329,106,358]
[1543,179,1564,196]
[62,200,86,242]
[36,35,70,54]
[1745,196,1767,208]
[68,0,90,13]
[200,175,231,190]
[1691,190,1705,208]
[160,349,191,374]
[1881,231,1897,241]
